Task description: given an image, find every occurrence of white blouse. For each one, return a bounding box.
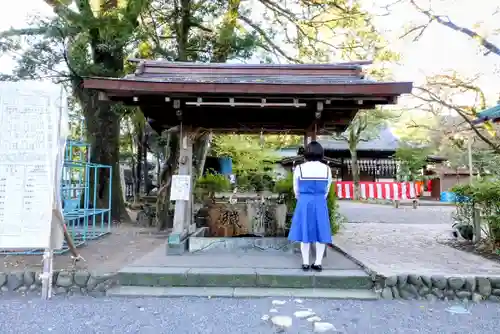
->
[293,161,333,198]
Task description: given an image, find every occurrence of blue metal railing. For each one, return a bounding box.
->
[0,139,113,255]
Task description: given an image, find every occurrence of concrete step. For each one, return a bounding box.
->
[107,286,379,300]
[117,266,373,290]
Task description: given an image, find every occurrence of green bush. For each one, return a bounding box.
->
[195,173,231,200]
[451,179,500,244]
[274,172,340,235]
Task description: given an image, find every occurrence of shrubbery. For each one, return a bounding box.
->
[452,179,500,245]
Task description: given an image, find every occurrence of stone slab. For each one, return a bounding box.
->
[107,286,379,300]
[117,266,371,289]
[129,242,360,270]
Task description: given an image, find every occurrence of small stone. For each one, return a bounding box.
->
[1,286,8,292]
[73,271,90,287]
[381,287,393,299]
[307,316,322,322]
[431,288,444,298]
[34,272,42,286]
[492,289,500,296]
[397,274,408,287]
[465,277,476,292]
[86,273,116,290]
[444,289,456,299]
[456,291,472,299]
[408,275,423,287]
[391,287,400,299]
[261,315,270,321]
[418,286,430,296]
[421,276,432,288]
[313,322,336,332]
[294,310,315,319]
[269,309,278,313]
[448,277,465,290]
[272,300,286,306]
[17,286,28,292]
[477,278,492,296]
[271,315,292,328]
[489,277,500,289]
[7,272,24,291]
[29,284,38,291]
[56,272,74,288]
[488,295,500,302]
[294,299,303,304]
[426,294,437,302]
[69,286,82,295]
[385,276,398,287]
[54,286,67,295]
[23,271,35,286]
[0,273,7,287]
[431,275,447,290]
[399,289,416,300]
[472,293,483,303]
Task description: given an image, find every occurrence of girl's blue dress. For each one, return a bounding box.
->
[288,164,332,244]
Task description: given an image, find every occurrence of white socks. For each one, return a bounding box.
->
[300,242,310,265]
[314,242,326,266]
[300,242,326,266]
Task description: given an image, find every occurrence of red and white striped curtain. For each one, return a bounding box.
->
[335,181,423,200]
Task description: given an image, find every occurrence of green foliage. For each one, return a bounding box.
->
[452,180,500,245]
[195,172,231,199]
[274,172,340,235]
[394,144,432,181]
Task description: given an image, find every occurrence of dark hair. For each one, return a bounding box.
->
[304,141,324,161]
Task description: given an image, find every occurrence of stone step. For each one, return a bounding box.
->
[117,267,373,290]
[107,286,379,300]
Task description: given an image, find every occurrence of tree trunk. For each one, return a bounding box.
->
[156,131,179,231]
[350,148,360,200]
[134,127,143,203]
[142,131,149,195]
[77,88,130,222]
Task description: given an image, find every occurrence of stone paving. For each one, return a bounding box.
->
[338,200,456,225]
[336,202,500,276]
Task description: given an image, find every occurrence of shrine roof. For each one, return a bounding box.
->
[83,59,412,97]
[318,127,400,152]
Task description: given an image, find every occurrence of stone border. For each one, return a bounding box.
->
[331,242,500,302]
[0,270,117,297]
[377,274,500,302]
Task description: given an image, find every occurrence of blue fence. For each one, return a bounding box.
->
[0,140,112,255]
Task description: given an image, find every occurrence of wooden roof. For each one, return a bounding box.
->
[83,60,413,133]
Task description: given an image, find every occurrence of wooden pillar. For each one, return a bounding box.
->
[303,133,308,149]
[167,128,193,255]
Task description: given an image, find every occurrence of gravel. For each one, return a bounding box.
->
[338,201,455,225]
[1,295,499,333]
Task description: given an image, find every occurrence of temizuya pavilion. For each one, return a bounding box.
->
[84,60,412,254]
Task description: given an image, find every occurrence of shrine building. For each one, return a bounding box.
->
[83,60,413,250]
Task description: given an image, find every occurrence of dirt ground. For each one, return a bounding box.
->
[443,240,500,265]
[0,210,168,273]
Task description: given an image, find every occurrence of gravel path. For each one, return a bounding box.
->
[335,202,500,276]
[0,295,499,333]
[338,201,455,225]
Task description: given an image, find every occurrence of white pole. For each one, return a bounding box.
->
[41,85,64,300]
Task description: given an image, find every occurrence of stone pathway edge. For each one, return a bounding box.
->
[330,243,500,303]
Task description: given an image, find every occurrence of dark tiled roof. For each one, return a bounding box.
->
[123,73,374,85]
[317,127,400,151]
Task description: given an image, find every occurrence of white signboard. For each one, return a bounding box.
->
[170,175,191,201]
[0,82,66,250]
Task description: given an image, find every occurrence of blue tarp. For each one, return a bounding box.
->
[472,104,500,125]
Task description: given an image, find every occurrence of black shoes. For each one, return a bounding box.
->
[302,264,322,272]
[311,264,322,272]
